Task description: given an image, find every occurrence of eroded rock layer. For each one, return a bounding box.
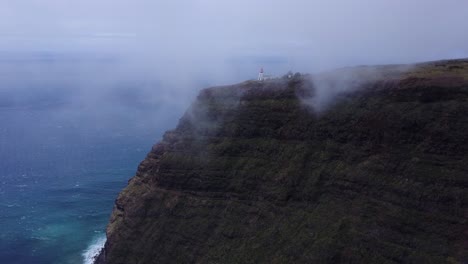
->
[97,60,468,264]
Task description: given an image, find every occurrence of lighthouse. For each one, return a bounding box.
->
[258,67,264,81]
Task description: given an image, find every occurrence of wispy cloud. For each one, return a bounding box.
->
[0,0,467,104]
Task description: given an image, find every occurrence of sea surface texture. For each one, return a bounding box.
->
[0,104,168,264]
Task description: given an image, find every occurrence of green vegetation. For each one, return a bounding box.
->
[97,59,468,264]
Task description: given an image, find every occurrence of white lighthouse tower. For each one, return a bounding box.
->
[258,67,264,81]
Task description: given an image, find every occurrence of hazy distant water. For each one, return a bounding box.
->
[0,103,174,264]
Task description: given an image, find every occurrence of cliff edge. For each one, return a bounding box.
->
[96,59,468,263]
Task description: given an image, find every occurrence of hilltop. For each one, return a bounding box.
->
[96,59,468,263]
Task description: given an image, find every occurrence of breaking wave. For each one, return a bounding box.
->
[82,235,106,264]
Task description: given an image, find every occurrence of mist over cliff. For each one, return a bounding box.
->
[2,1,468,109]
[95,59,468,264]
[2,1,468,140]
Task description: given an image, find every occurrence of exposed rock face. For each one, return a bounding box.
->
[97,60,468,264]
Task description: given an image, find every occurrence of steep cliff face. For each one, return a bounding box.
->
[97,60,468,264]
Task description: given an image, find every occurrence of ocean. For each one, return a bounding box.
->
[0,103,176,264]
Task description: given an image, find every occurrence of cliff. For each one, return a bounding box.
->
[96,59,468,264]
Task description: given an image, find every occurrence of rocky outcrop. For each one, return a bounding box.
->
[97,60,468,264]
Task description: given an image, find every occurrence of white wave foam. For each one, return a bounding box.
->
[82,235,106,264]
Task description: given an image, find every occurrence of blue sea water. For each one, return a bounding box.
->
[0,104,177,264]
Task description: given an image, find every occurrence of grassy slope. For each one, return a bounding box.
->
[99,59,468,264]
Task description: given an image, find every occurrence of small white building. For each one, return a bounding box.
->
[258,67,264,81]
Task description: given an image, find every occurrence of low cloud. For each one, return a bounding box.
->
[0,0,467,132]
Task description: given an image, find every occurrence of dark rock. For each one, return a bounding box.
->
[96,59,468,264]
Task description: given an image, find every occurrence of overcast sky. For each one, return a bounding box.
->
[1,0,468,85]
